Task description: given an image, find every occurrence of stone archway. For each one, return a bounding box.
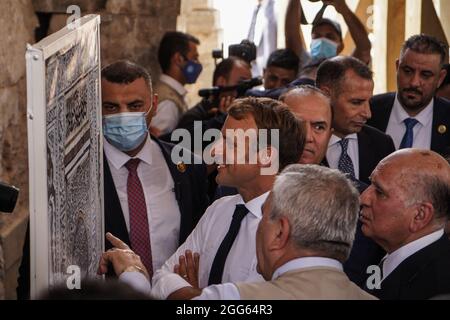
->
[178,0,222,106]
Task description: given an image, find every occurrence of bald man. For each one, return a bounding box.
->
[361,149,450,299]
[280,85,332,166]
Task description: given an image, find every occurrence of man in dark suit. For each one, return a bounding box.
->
[316,56,396,186]
[101,60,209,271]
[361,149,450,299]
[368,34,450,158]
[17,61,209,299]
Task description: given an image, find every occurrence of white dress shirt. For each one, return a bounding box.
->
[381,229,444,281]
[326,133,360,180]
[386,95,433,150]
[194,257,343,300]
[150,192,268,299]
[151,74,188,135]
[104,135,181,273]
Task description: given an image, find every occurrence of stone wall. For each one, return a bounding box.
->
[0,0,38,300]
[46,0,181,82]
[178,0,222,106]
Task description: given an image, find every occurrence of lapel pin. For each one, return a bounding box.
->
[177,161,186,173]
[438,125,447,134]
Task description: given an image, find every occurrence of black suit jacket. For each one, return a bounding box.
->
[366,235,450,300]
[369,93,450,157]
[104,137,209,250]
[324,125,396,185]
[18,137,209,299]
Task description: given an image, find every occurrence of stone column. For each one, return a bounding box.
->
[178,0,222,107]
[0,0,38,300]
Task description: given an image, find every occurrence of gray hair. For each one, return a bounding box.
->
[404,173,450,224]
[270,164,360,262]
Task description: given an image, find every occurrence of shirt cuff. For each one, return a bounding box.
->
[119,271,152,296]
[151,272,192,300]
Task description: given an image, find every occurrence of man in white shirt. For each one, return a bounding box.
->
[151,32,202,136]
[360,148,450,299]
[100,60,209,278]
[99,97,305,298]
[101,165,375,300]
[316,56,395,185]
[369,34,450,157]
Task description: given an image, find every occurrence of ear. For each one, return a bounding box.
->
[172,52,185,66]
[395,59,400,71]
[409,202,435,233]
[152,93,158,113]
[257,146,279,175]
[271,216,291,250]
[216,75,227,87]
[320,86,332,97]
[437,68,447,89]
[336,41,344,55]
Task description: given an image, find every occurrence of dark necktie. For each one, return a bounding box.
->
[208,204,249,285]
[125,158,153,278]
[399,118,419,149]
[338,138,356,180]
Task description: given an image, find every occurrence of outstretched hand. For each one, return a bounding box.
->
[97,233,150,280]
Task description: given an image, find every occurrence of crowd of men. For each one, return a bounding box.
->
[19,0,450,300]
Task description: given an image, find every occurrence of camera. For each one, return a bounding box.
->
[212,40,257,65]
[0,181,19,213]
[198,77,263,100]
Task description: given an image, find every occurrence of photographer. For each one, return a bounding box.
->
[175,57,252,132]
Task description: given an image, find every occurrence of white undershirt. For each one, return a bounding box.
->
[385,95,433,150]
[104,135,181,273]
[326,133,360,180]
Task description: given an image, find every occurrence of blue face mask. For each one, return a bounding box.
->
[182,59,203,84]
[310,38,338,60]
[103,112,148,152]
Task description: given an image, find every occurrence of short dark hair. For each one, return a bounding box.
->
[158,31,200,73]
[316,56,373,94]
[101,60,152,92]
[212,57,249,85]
[266,49,300,74]
[440,64,450,89]
[401,34,447,66]
[227,97,305,171]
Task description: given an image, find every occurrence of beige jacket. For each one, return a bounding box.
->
[236,267,377,300]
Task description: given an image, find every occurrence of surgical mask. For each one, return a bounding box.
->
[182,58,203,84]
[103,112,148,152]
[310,38,338,60]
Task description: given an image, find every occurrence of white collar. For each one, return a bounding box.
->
[103,134,153,169]
[382,229,444,280]
[392,94,434,127]
[236,191,270,219]
[272,257,343,280]
[160,74,187,97]
[329,133,358,147]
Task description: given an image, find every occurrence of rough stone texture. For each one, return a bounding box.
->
[178,2,222,106]
[0,0,182,299]
[0,0,36,300]
[32,0,106,13]
[106,0,180,16]
[0,0,39,88]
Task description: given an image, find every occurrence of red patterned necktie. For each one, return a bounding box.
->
[125,158,153,278]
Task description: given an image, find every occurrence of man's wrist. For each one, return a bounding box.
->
[123,265,149,280]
